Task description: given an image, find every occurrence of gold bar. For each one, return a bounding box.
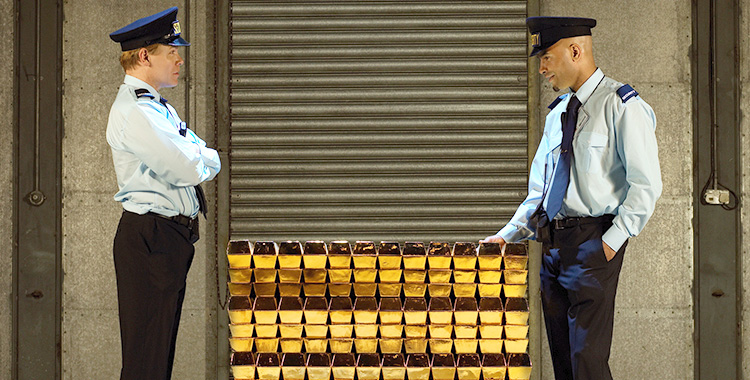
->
[477,242,503,270]
[329,297,353,324]
[278,241,302,269]
[281,353,306,380]
[428,284,451,297]
[227,239,252,269]
[479,298,504,325]
[431,354,456,380]
[453,297,479,326]
[428,269,451,283]
[278,269,302,283]
[328,241,352,268]
[278,283,302,297]
[380,324,403,339]
[302,241,327,269]
[255,338,279,352]
[253,283,277,297]
[428,297,452,325]
[452,242,477,270]
[503,270,528,285]
[330,324,353,338]
[330,338,354,353]
[504,298,529,325]
[332,353,356,380]
[279,297,303,324]
[428,324,452,339]
[253,297,278,325]
[504,339,529,354]
[452,283,477,297]
[353,297,378,324]
[429,339,453,354]
[457,354,481,380]
[303,297,328,325]
[279,324,303,338]
[231,352,255,380]
[406,353,430,380]
[404,338,427,353]
[478,270,502,283]
[478,283,503,297]
[379,338,403,353]
[303,283,327,297]
[381,353,406,380]
[454,338,478,353]
[229,337,254,352]
[328,269,352,283]
[303,269,327,283]
[503,284,527,298]
[303,338,328,353]
[228,296,253,324]
[306,353,332,380]
[353,241,377,269]
[353,283,378,297]
[252,241,278,269]
[378,241,402,269]
[403,269,426,283]
[507,353,532,380]
[379,269,403,283]
[356,353,382,380]
[229,323,254,338]
[428,242,452,269]
[254,268,277,283]
[228,268,253,283]
[454,325,478,339]
[482,354,508,380]
[402,283,427,297]
[280,338,303,353]
[479,339,504,354]
[505,325,529,340]
[227,281,253,297]
[354,324,378,338]
[353,268,377,282]
[255,324,278,338]
[403,242,427,269]
[379,298,403,325]
[479,325,504,339]
[328,283,352,297]
[304,324,328,339]
[354,338,378,353]
[403,298,427,325]
[453,269,477,284]
[504,243,528,270]
[255,353,280,380]
[378,283,402,298]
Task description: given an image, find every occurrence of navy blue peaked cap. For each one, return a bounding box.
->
[109,7,190,51]
[526,17,596,57]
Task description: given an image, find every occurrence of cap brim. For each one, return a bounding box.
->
[168,37,190,47]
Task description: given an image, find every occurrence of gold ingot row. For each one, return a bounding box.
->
[227,282,527,299]
[231,353,531,380]
[228,296,528,326]
[230,323,528,340]
[227,240,527,271]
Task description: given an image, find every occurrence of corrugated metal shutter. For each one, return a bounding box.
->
[229,0,528,242]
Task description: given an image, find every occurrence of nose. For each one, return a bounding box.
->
[538,61,546,75]
[176,53,184,66]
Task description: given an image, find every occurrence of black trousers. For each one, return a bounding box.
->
[540,217,628,380]
[113,211,195,380]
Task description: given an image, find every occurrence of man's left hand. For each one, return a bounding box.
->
[603,242,616,262]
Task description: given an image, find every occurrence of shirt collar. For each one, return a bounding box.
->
[570,68,603,105]
[124,75,161,100]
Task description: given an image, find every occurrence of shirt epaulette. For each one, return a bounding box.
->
[548,94,566,109]
[616,84,638,103]
[134,88,155,99]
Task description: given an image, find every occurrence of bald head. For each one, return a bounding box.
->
[537,35,597,92]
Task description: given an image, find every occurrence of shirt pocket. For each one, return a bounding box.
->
[577,131,609,174]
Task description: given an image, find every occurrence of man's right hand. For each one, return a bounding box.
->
[480,235,506,247]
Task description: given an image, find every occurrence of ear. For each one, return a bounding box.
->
[570,43,583,62]
[137,48,150,66]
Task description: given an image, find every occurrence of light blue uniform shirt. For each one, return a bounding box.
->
[498,69,662,251]
[106,75,221,218]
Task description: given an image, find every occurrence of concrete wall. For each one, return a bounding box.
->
[0,0,13,377]
[536,1,694,378]
[60,1,217,378]
[741,0,750,378]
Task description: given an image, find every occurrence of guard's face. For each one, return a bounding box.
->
[147,45,184,90]
[537,41,575,92]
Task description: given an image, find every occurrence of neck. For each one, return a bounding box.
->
[571,65,597,92]
[126,70,160,91]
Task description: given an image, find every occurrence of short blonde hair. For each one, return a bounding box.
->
[119,44,161,72]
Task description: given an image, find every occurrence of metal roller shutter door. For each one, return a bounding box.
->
[229,0,528,242]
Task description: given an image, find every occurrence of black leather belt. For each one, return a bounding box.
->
[147,212,197,230]
[550,215,614,230]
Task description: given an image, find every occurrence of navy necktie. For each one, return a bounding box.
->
[545,95,581,219]
[160,96,207,217]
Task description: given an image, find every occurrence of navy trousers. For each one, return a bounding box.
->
[113,211,195,380]
[540,217,627,380]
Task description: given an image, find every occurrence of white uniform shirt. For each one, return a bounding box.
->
[106,75,221,218]
[498,69,662,251]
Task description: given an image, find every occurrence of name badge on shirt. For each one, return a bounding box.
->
[179,121,187,137]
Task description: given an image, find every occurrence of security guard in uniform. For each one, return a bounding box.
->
[106,7,221,379]
[483,17,662,380]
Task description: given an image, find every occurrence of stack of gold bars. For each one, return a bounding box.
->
[227,240,532,380]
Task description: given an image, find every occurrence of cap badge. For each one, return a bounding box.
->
[531,33,540,47]
[172,21,181,35]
